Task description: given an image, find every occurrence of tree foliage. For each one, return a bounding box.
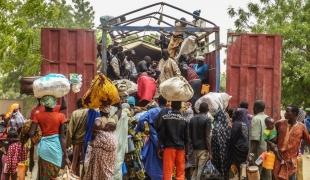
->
[0,0,95,96]
[72,0,95,28]
[228,0,310,107]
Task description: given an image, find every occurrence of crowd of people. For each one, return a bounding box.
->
[1,15,310,179]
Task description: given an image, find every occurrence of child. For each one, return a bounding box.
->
[263,117,284,164]
[4,128,27,180]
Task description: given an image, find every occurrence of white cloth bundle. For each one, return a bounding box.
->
[195,92,232,115]
[33,74,70,98]
[159,76,194,102]
[113,79,137,97]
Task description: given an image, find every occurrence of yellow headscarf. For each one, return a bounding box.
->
[5,103,20,119]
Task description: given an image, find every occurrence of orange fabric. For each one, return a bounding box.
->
[163,148,185,180]
[30,105,61,120]
[5,103,19,119]
[274,120,310,179]
[33,111,66,136]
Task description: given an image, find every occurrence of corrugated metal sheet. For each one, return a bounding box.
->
[41,28,97,115]
[226,34,282,120]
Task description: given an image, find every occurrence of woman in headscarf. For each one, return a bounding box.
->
[135,96,168,180]
[211,94,232,179]
[113,101,130,179]
[83,106,118,180]
[5,103,25,131]
[29,95,70,180]
[227,108,249,177]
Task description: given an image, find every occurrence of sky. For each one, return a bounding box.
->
[88,0,255,71]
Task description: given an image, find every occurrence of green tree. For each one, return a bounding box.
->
[220,73,226,92]
[0,0,95,97]
[72,0,95,28]
[228,0,310,107]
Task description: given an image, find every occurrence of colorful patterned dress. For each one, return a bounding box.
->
[83,131,117,180]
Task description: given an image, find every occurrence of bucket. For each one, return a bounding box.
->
[262,151,275,170]
[247,166,260,180]
[201,84,210,95]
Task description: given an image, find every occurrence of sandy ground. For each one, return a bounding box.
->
[25,155,310,179]
[303,154,310,179]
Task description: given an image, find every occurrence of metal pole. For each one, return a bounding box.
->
[100,17,109,75]
[214,30,220,92]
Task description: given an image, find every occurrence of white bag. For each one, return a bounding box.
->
[176,35,197,60]
[33,74,70,98]
[70,73,83,93]
[159,76,194,102]
[57,166,80,180]
[113,79,137,96]
[195,92,232,115]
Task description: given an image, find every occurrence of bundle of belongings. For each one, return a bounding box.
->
[159,76,194,102]
[113,79,137,97]
[33,73,71,98]
[82,74,120,108]
[194,92,232,115]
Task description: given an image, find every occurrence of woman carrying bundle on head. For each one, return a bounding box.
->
[28,95,70,180]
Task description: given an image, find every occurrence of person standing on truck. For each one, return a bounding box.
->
[158,49,181,84]
[137,56,151,75]
[193,56,209,84]
[148,59,160,80]
[137,68,157,107]
[108,46,121,80]
[158,101,188,180]
[66,98,88,176]
[179,55,199,82]
[124,50,138,80]
[189,102,211,180]
[117,51,127,79]
[250,100,271,180]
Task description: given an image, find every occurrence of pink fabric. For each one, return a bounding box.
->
[1,155,6,180]
[137,74,156,103]
[5,142,27,174]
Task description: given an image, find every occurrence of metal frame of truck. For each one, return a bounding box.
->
[99,2,221,91]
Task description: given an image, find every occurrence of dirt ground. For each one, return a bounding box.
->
[303,154,310,179]
[25,155,310,179]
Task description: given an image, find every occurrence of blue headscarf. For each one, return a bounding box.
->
[83,109,100,154]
